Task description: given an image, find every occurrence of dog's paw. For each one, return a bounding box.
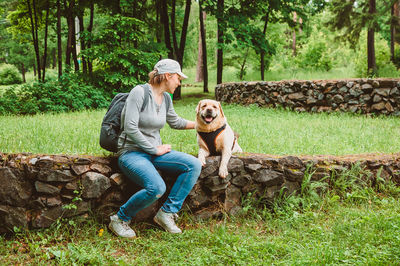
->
[219,166,228,178]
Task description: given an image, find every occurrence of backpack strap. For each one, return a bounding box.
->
[141,84,151,112]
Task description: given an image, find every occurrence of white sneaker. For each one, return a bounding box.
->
[153,209,182,234]
[108,214,136,238]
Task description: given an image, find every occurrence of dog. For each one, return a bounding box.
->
[195,99,242,178]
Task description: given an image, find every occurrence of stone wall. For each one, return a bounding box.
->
[1,152,400,233]
[215,78,400,115]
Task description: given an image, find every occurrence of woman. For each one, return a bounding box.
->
[109,59,202,238]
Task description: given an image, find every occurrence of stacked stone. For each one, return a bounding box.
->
[215,79,400,115]
[1,152,400,233]
[0,153,117,233]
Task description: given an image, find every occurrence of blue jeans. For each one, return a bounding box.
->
[117,150,202,222]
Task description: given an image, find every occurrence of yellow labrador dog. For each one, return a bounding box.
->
[195,99,242,178]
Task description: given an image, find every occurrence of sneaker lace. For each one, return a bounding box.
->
[121,221,131,231]
[172,213,179,221]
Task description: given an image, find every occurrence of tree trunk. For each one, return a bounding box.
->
[239,48,249,80]
[200,9,208,92]
[52,48,56,68]
[42,0,50,82]
[260,10,269,81]
[65,11,72,67]
[367,0,376,76]
[173,0,191,100]
[27,0,41,81]
[57,0,62,78]
[21,63,26,83]
[178,0,191,63]
[79,13,87,74]
[161,0,173,58]
[171,0,178,60]
[72,16,79,71]
[292,12,297,56]
[196,11,206,83]
[87,0,94,75]
[216,0,224,85]
[195,27,204,82]
[391,4,395,63]
[155,0,162,43]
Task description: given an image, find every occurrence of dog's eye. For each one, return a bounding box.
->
[202,104,207,108]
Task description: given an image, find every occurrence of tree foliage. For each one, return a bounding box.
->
[0,0,399,112]
[81,14,164,93]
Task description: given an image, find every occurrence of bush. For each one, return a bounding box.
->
[296,39,333,71]
[0,64,22,85]
[0,72,110,115]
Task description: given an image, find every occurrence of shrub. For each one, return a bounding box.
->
[0,72,110,115]
[0,64,22,85]
[296,40,333,71]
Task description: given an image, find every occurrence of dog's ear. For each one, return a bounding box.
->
[217,101,225,118]
[195,100,202,114]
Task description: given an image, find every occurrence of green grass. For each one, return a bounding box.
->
[1,87,400,156]
[1,193,399,264]
[1,103,400,264]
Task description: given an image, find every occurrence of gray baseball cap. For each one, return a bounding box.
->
[154,59,188,79]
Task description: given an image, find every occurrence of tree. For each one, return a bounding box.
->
[63,0,79,71]
[81,15,163,93]
[327,0,396,76]
[26,0,42,80]
[0,0,35,81]
[196,2,208,93]
[158,0,192,99]
[56,0,62,77]
[257,0,325,80]
[216,0,223,84]
[367,0,377,74]
[390,0,400,63]
[7,0,53,81]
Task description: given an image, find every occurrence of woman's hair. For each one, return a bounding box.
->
[148,69,168,85]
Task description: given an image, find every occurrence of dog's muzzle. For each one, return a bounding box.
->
[201,110,216,124]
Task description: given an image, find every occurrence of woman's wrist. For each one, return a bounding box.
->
[185,121,195,129]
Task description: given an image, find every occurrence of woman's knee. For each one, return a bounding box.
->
[147,182,166,199]
[190,157,202,175]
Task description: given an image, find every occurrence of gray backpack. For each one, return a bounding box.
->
[99,84,170,152]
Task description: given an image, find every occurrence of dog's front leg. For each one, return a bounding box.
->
[219,148,231,178]
[198,148,209,166]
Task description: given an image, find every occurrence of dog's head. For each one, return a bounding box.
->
[195,99,225,130]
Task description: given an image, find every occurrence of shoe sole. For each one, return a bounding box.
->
[108,223,136,239]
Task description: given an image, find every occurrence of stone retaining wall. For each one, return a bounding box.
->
[1,152,400,233]
[215,78,400,115]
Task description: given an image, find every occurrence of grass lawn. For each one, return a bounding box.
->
[1,87,399,156]
[1,77,400,264]
[1,194,399,264]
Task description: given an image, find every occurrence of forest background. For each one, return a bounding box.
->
[0,0,400,115]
